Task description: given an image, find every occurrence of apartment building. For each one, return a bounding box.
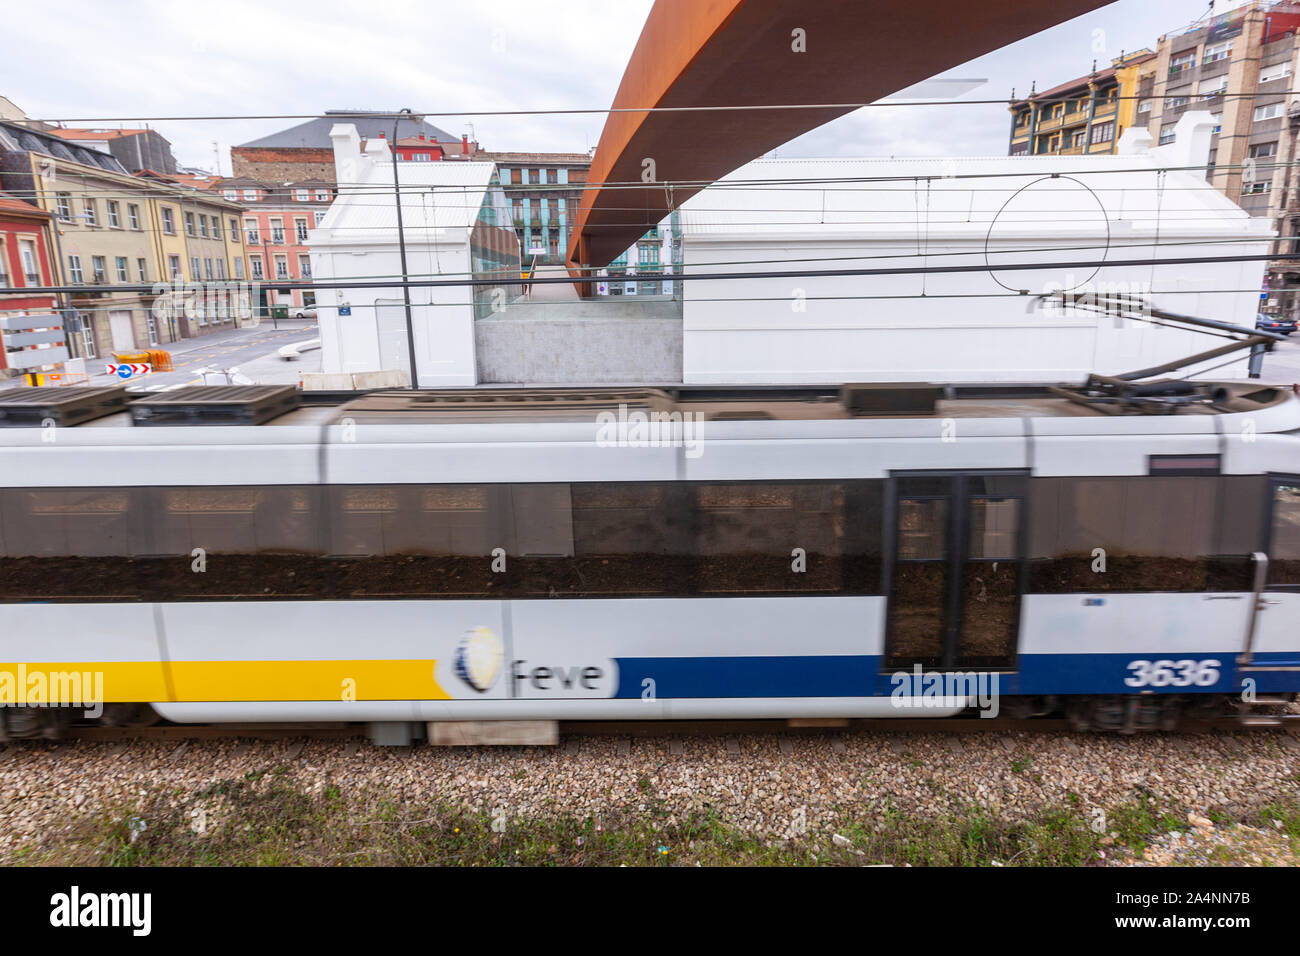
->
[473,152,592,265]
[1008,51,1155,156]
[219,177,334,311]
[1011,1,1300,317]
[0,122,247,357]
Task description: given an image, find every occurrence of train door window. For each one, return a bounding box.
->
[960,497,1021,668]
[1269,480,1300,587]
[890,493,950,666]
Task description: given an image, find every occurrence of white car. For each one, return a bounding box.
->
[294,306,318,320]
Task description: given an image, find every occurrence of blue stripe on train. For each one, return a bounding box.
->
[611,653,1300,698]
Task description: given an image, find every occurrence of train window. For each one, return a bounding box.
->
[571,483,691,595]
[696,481,854,594]
[897,498,948,560]
[328,485,500,598]
[149,487,322,600]
[1270,482,1300,586]
[1028,476,1262,593]
[968,498,1018,560]
[0,488,150,600]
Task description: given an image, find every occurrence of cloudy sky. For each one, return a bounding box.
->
[4,0,1220,172]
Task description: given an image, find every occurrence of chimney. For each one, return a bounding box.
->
[462,134,469,155]
[419,133,425,141]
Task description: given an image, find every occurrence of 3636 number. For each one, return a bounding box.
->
[1123,658,1221,688]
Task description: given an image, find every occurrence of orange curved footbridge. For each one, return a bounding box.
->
[567,0,1110,276]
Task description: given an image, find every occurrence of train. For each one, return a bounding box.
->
[0,377,1296,742]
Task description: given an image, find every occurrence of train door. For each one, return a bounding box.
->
[1241,476,1300,671]
[884,472,1027,671]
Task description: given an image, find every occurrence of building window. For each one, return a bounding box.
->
[19,240,39,284]
[199,215,209,238]
[234,258,245,279]
[1072,130,1087,148]
[270,219,285,244]
[1211,113,1222,134]
[128,204,141,229]
[1168,96,1189,109]
[250,256,264,279]
[1243,181,1272,195]
[185,212,196,236]
[529,169,540,184]
[1137,99,1152,114]
[191,256,201,280]
[245,219,260,244]
[0,243,8,288]
[1255,102,1285,122]
[1250,141,1278,160]
[204,258,213,281]
[1203,40,1233,63]
[137,258,148,282]
[299,255,311,278]
[314,189,330,201]
[82,199,97,226]
[161,207,175,234]
[223,189,238,200]
[115,256,128,282]
[91,256,106,282]
[216,259,226,280]
[1199,77,1228,99]
[1159,127,1176,145]
[546,169,558,184]
[313,211,327,227]
[230,219,240,242]
[1090,121,1115,144]
[295,218,309,243]
[1170,50,1196,74]
[295,189,309,201]
[242,189,258,201]
[413,153,430,161]
[107,201,120,228]
[79,313,95,358]
[168,255,181,281]
[274,255,288,279]
[56,193,72,221]
[1261,61,1292,84]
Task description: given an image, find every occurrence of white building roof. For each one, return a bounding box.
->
[313,150,499,246]
[679,115,1266,243]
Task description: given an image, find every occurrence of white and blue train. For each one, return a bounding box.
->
[0,379,1296,739]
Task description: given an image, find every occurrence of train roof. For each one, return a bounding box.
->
[0,381,1294,431]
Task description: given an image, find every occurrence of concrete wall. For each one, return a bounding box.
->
[476,298,682,384]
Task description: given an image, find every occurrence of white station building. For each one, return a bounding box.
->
[309,125,520,387]
[677,111,1272,384]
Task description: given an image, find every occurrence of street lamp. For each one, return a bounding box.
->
[392,108,420,388]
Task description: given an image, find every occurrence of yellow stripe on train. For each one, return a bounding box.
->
[0,661,450,703]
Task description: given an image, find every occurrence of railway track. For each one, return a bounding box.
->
[39,714,1300,742]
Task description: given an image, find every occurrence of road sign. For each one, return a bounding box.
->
[338,306,352,316]
[105,363,151,379]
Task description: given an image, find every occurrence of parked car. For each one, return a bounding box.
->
[294,306,318,320]
[1256,312,1296,335]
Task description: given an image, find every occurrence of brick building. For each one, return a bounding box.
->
[232,111,466,182]
[219,177,335,311]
